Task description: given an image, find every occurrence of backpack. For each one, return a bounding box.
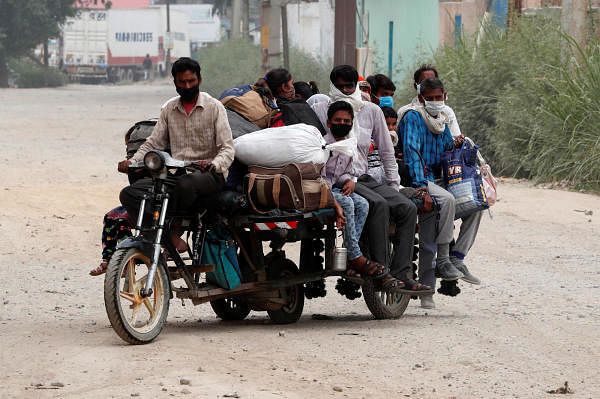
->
[271,98,327,136]
[125,119,158,158]
[221,86,276,128]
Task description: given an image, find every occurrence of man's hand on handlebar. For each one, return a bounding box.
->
[195,160,215,172]
[454,134,465,148]
[118,159,131,174]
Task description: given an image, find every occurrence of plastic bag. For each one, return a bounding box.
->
[233,123,356,167]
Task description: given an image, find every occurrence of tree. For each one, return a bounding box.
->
[0,0,76,87]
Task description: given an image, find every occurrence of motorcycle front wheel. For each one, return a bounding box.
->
[104,248,170,344]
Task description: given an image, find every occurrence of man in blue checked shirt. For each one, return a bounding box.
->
[399,77,482,309]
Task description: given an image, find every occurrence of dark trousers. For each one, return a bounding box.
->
[120,170,224,220]
[354,175,417,280]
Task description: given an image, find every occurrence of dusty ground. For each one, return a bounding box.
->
[0,83,599,399]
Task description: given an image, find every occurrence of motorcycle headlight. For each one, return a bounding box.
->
[144,151,164,171]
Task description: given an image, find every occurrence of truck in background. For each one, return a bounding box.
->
[62,7,189,82]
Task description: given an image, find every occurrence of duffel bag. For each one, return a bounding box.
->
[441,139,489,219]
[244,163,335,214]
[221,88,275,128]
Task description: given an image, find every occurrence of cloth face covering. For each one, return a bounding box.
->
[424,100,445,117]
[330,123,353,138]
[176,85,199,102]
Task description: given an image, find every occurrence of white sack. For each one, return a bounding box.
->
[233,123,356,168]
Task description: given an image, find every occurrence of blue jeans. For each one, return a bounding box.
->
[332,188,369,260]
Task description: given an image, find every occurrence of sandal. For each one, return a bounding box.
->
[352,258,388,280]
[399,278,435,296]
[89,259,108,276]
[345,268,361,279]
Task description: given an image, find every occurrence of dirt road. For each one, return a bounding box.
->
[1,83,599,399]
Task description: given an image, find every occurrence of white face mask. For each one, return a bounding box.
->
[424,100,445,117]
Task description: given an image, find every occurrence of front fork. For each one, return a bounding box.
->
[139,194,170,298]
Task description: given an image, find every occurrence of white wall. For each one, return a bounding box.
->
[285,0,334,65]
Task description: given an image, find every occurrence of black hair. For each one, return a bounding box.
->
[293,81,314,100]
[366,74,396,94]
[381,106,398,120]
[265,68,292,96]
[327,100,354,121]
[329,65,358,84]
[413,64,438,84]
[419,77,444,95]
[171,57,201,79]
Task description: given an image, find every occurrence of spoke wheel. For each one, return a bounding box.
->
[210,298,251,321]
[104,248,170,344]
[362,280,410,319]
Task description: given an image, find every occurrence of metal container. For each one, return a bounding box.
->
[330,246,347,272]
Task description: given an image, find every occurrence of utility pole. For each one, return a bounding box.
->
[260,0,283,73]
[281,1,290,70]
[561,0,588,49]
[334,0,357,67]
[166,0,171,72]
[242,0,250,39]
[232,0,242,38]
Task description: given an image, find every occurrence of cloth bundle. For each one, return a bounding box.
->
[233,123,356,168]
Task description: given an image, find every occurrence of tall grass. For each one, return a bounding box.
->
[398,16,600,191]
[193,39,331,98]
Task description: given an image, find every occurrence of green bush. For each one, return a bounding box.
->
[193,39,331,98]
[396,16,599,191]
[8,57,67,88]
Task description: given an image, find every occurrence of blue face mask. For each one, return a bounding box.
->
[379,96,393,108]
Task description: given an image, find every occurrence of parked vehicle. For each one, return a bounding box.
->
[62,7,189,82]
[104,151,413,344]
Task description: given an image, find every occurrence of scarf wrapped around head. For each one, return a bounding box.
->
[397,96,449,134]
[328,83,364,142]
[327,83,364,168]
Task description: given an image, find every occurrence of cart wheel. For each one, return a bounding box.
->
[266,259,304,324]
[362,280,410,319]
[210,298,251,321]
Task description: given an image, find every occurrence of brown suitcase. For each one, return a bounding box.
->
[244,163,335,213]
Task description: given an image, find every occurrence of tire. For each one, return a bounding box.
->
[266,259,304,324]
[210,298,251,321]
[362,280,410,319]
[104,248,170,344]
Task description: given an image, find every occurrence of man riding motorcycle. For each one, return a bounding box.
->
[118,57,235,250]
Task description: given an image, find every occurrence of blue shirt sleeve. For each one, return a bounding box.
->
[442,124,454,151]
[400,111,427,187]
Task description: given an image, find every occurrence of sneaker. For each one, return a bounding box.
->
[420,295,435,309]
[435,259,464,281]
[450,256,481,285]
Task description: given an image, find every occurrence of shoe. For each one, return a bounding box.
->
[435,259,464,281]
[420,295,435,309]
[450,256,481,285]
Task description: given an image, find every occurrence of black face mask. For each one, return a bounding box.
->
[330,123,352,138]
[176,84,199,102]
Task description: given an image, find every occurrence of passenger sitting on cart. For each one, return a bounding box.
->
[117,57,235,251]
[322,101,402,289]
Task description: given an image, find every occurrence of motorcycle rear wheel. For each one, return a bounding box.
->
[104,248,170,344]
